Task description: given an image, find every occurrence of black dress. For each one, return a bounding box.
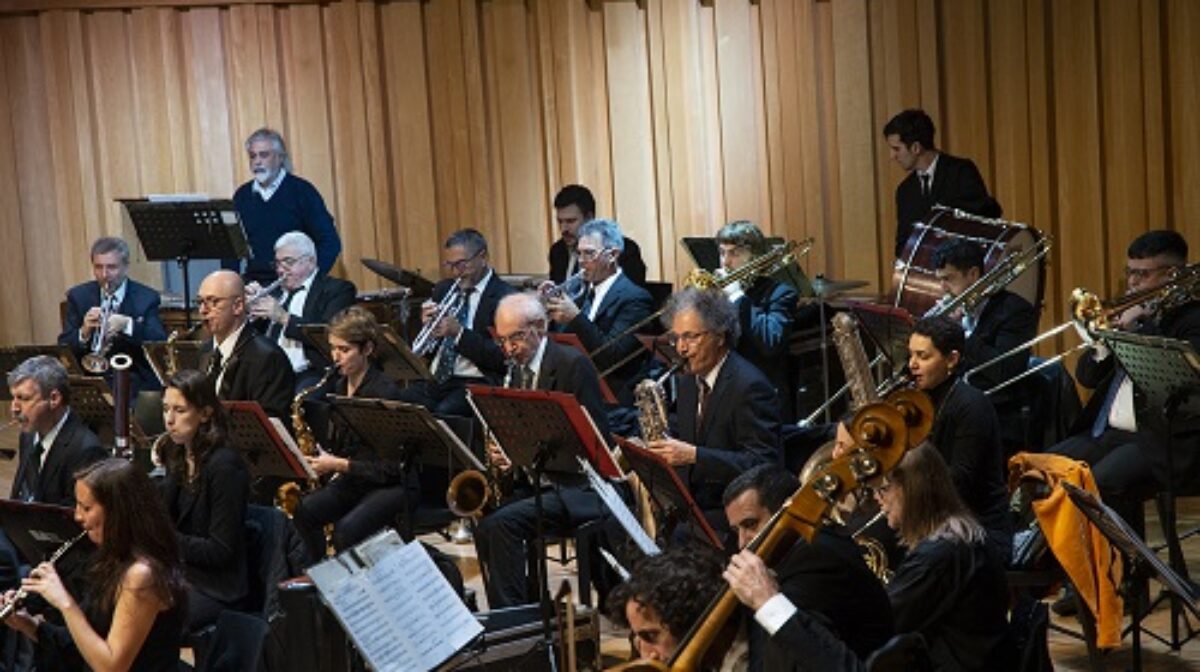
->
[36,590,185,671]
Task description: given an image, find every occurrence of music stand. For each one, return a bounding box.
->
[1063,482,1199,669]
[547,333,618,404]
[223,401,316,483]
[614,437,722,548]
[0,500,94,581]
[142,340,206,386]
[67,376,125,449]
[0,346,82,400]
[301,325,432,383]
[849,301,916,373]
[120,198,249,329]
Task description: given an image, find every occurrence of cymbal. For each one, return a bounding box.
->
[361,258,406,285]
[810,276,869,297]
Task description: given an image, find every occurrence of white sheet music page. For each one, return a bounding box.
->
[578,457,660,557]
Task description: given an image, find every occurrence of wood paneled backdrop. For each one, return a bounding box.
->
[0,0,1198,349]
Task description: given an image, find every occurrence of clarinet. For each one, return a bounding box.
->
[0,531,88,619]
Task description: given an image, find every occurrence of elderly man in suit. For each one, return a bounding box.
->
[884,109,1002,258]
[647,287,781,534]
[247,231,357,390]
[398,229,515,418]
[542,218,654,405]
[473,292,616,608]
[197,269,295,418]
[58,236,168,396]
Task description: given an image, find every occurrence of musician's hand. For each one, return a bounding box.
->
[1115,302,1151,330]
[420,300,438,324]
[724,550,780,612]
[307,450,348,477]
[107,313,132,335]
[433,315,462,339]
[486,442,512,472]
[645,437,697,466]
[545,296,580,324]
[723,280,745,303]
[81,307,103,338]
[2,590,40,639]
[22,563,73,613]
[249,295,289,325]
[536,280,557,297]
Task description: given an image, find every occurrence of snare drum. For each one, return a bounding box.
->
[893,206,1046,317]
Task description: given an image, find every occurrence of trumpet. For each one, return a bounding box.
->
[81,282,116,374]
[0,530,88,620]
[540,270,587,304]
[246,276,285,305]
[412,278,464,357]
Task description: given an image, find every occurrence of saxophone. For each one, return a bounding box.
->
[634,361,683,443]
[275,366,335,515]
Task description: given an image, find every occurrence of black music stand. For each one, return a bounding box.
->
[120,198,249,329]
[466,385,617,669]
[0,346,82,400]
[0,500,94,583]
[1063,482,1199,670]
[1103,330,1200,649]
[850,301,916,373]
[615,438,722,548]
[327,397,478,537]
[67,376,129,450]
[223,401,315,484]
[301,325,432,383]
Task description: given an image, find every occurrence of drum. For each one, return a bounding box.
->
[356,287,420,342]
[893,206,1046,317]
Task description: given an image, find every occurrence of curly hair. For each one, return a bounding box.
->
[606,544,724,640]
[660,287,741,347]
[158,369,230,490]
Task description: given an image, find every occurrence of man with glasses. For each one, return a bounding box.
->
[58,236,167,396]
[197,269,295,418]
[548,184,647,286]
[542,218,653,404]
[715,221,800,422]
[398,229,514,417]
[647,287,780,533]
[230,128,341,284]
[247,232,356,390]
[473,292,617,608]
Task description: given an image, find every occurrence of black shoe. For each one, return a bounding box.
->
[1051,585,1079,617]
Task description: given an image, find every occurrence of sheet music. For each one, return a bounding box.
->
[308,529,483,671]
[578,457,660,557]
[146,193,210,202]
[268,417,318,480]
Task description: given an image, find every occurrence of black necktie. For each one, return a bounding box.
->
[521,365,536,390]
[435,287,475,383]
[580,285,596,317]
[207,347,224,381]
[24,440,45,501]
[920,173,932,198]
[271,288,299,341]
[697,377,711,429]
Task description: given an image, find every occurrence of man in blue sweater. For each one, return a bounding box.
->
[229,127,342,284]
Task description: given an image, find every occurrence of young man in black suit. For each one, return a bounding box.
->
[398,228,514,417]
[932,239,1038,451]
[247,231,357,390]
[197,269,295,419]
[883,109,1002,258]
[543,218,654,405]
[548,184,647,286]
[647,287,781,533]
[716,221,800,422]
[473,292,616,608]
[722,465,893,671]
[58,236,168,396]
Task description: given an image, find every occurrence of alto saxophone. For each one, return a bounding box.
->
[275,366,335,515]
[633,361,682,443]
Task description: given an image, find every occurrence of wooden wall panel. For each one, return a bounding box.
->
[0,0,1196,349]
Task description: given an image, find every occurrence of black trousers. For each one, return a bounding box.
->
[395,376,483,418]
[292,475,418,567]
[1049,428,1157,534]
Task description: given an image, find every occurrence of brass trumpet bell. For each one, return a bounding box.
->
[446,469,491,518]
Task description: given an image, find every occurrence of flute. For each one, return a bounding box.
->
[0,531,88,620]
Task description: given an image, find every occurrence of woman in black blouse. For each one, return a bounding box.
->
[291,306,407,565]
[157,369,250,629]
[4,458,186,671]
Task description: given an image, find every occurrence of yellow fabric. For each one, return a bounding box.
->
[1008,452,1125,648]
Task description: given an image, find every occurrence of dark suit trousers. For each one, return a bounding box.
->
[1050,428,1155,533]
[396,377,482,418]
[292,475,419,566]
[475,486,605,609]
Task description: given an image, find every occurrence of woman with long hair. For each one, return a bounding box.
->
[3,458,186,671]
[157,368,250,629]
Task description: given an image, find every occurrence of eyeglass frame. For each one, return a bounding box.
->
[442,248,485,272]
[195,294,239,310]
[665,330,711,348]
[1123,264,1177,281]
[273,254,312,269]
[494,325,542,348]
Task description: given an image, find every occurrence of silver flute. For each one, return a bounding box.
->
[0,531,87,619]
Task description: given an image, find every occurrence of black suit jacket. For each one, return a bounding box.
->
[159,445,250,606]
[430,272,515,382]
[264,274,358,370]
[755,531,894,671]
[549,236,647,287]
[314,367,406,484]
[962,289,1038,408]
[10,412,106,505]
[58,279,167,394]
[894,153,1002,257]
[735,277,799,422]
[534,338,611,441]
[563,273,654,405]
[202,325,296,419]
[676,351,780,511]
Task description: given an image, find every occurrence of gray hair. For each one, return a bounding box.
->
[7,356,70,403]
[444,228,489,257]
[577,218,625,253]
[661,287,740,346]
[497,292,548,329]
[275,231,317,259]
[90,237,131,265]
[244,127,294,173]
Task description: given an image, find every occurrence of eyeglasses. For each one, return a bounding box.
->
[1124,264,1175,281]
[495,328,535,348]
[665,330,710,348]
[577,247,611,262]
[274,255,309,269]
[442,249,484,272]
[195,295,235,310]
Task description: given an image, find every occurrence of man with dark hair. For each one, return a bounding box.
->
[398,228,514,417]
[649,287,780,531]
[884,109,1002,257]
[548,184,647,285]
[932,239,1038,450]
[723,465,893,671]
[543,218,653,404]
[58,236,167,396]
[715,220,800,421]
[230,127,342,283]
